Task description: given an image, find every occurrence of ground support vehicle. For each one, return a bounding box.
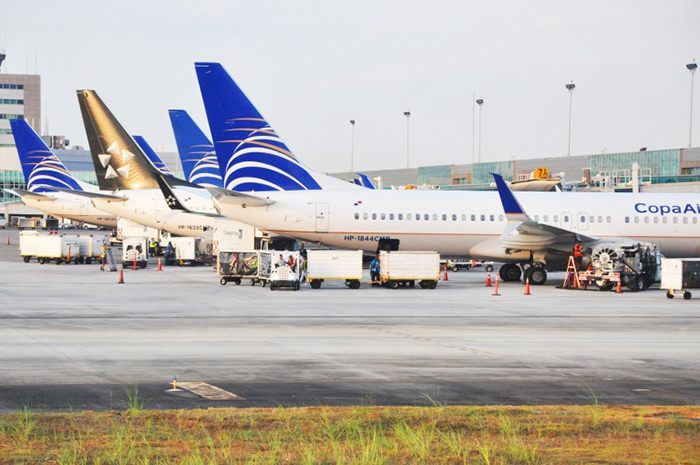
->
[122,236,148,269]
[662,258,700,300]
[217,251,272,286]
[169,236,214,266]
[20,231,81,264]
[584,242,658,292]
[270,258,301,291]
[379,251,440,289]
[77,234,109,264]
[306,250,363,289]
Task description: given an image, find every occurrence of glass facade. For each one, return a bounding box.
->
[417,165,452,185]
[472,161,513,184]
[0,170,98,204]
[588,149,681,177]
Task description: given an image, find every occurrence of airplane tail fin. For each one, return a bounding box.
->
[168,109,222,187]
[132,135,174,177]
[195,62,356,191]
[76,90,160,190]
[10,119,84,193]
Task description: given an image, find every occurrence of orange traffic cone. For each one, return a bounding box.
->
[616,280,622,293]
[485,271,492,287]
[443,266,449,281]
[524,278,531,295]
[118,266,124,284]
[6,236,9,245]
[158,257,162,271]
[492,273,500,296]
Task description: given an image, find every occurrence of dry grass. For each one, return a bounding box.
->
[0,404,698,463]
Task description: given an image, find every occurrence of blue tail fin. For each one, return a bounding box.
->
[10,119,83,192]
[168,109,223,188]
[357,174,376,189]
[132,135,174,177]
[194,62,327,192]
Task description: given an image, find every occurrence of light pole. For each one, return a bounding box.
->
[687,61,697,148]
[349,119,356,172]
[476,99,484,163]
[472,92,476,164]
[403,111,411,169]
[565,81,575,157]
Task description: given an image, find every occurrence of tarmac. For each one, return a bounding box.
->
[0,229,698,412]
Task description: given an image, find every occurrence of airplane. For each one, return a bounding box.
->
[168,109,222,187]
[133,135,174,177]
[6,119,117,227]
[189,62,700,285]
[64,89,220,237]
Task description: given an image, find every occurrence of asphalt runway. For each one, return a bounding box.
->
[0,230,698,412]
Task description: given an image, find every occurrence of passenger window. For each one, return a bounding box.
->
[634,216,639,223]
[425,214,429,220]
[432,214,438,220]
[398,213,403,220]
[499,215,504,221]
[662,217,668,224]
[471,214,476,221]
[534,215,539,222]
[554,215,559,222]
[489,214,494,221]
[624,216,629,223]
[354,213,359,220]
[461,214,466,221]
[480,214,485,221]
[452,214,457,221]
[363,213,368,220]
[389,213,394,220]
[442,214,447,221]
[563,215,569,222]
[606,216,611,223]
[415,213,420,221]
[694,218,698,224]
[589,216,594,223]
[598,216,603,223]
[644,217,649,224]
[543,215,549,222]
[673,217,678,224]
[407,213,412,220]
[372,213,377,220]
[683,217,688,224]
[653,217,658,224]
[380,213,386,220]
[580,215,586,223]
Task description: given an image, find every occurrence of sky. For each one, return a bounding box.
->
[2,0,699,173]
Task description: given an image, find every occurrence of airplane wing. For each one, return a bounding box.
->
[50,188,129,202]
[3,188,55,201]
[206,187,275,208]
[155,174,222,217]
[492,173,596,253]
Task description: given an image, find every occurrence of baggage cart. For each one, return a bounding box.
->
[306,249,363,289]
[269,252,301,291]
[379,251,440,289]
[218,250,272,286]
[169,236,214,266]
[78,234,109,264]
[662,258,700,300]
[33,233,81,264]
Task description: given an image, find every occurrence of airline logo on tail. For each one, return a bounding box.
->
[195,62,323,192]
[169,109,223,188]
[11,119,83,193]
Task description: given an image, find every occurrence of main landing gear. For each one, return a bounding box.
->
[498,263,548,285]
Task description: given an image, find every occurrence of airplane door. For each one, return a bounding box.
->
[561,211,572,230]
[315,203,329,231]
[577,212,589,231]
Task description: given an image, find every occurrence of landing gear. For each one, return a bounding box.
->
[524,265,547,285]
[499,263,522,282]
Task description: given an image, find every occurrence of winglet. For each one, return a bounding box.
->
[492,173,528,220]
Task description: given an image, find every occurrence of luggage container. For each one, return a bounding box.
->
[78,234,109,264]
[306,249,363,289]
[218,250,272,286]
[169,236,214,266]
[379,251,440,289]
[122,236,148,269]
[32,233,80,264]
[662,258,700,300]
[269,251,301,291]
[19,231,40,262]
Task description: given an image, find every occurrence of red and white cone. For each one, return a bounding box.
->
[118,266,125,284]
[492,273,500,296]
[485,272,492,287]
[524,278,531,295]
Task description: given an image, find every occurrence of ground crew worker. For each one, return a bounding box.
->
[299,242,307,260]
[288,254,296,272]
[276,253,286,267]
[370,255,380,286]
[573,241,583,270]
[165,242,174,266]
[148,238,156,257]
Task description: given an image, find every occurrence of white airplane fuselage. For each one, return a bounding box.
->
[20,192,117,227]
[91,189,216,237]
[213,189,700,260]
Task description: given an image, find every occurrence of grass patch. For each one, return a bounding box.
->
[0,405,698,463]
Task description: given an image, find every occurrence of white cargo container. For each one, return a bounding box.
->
[77,234,109,264]
[661,258,700,300]
[379,251,440,289]
[32,233,81,265]
[306,249,363,289]
[117,218,159,242]
[169,236,214,266]
[19,231,40,262]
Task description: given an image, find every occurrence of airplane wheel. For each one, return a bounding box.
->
[500,263,522,282]
[526,266,547,285]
